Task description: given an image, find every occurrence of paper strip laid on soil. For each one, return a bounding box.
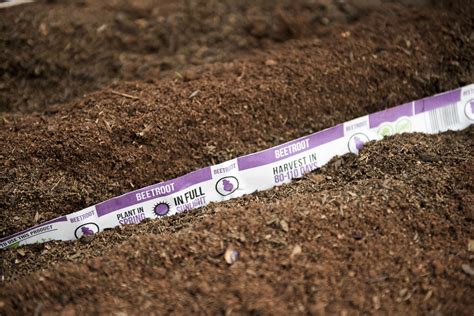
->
[0,0,34,9]
[1,84,473,249]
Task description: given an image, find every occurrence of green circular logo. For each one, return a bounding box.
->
[395,118,412,134]
[377,124,393,138]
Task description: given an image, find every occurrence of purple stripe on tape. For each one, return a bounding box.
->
[96,167,212,217]
[0,216,67,242]
[369,102,413,128]
[238,124,344,170]
[414,88,461,114]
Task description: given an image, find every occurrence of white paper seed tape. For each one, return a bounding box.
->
[1,84,473,249]
[0,0,34,9]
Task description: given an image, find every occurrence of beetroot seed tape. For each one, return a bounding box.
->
[1,84,473,249]
[0,0,34,9]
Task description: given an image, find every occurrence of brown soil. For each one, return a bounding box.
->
[1,129,473,314]
[0,0,367,112]
[0,0,473,315]
[1,0,473,237]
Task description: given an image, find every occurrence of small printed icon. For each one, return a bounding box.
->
[223,179,234,192]
[74,223,100,239]
[377,124,393,138]
[395,118,412,134]
[348,133,370,154]
[354,137,364,151]
[153,202,170,217]
[215,176,239,196]
[81,226,94,236]
[464,99,474,121]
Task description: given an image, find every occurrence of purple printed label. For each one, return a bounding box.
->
[348,133,370,154]
[74,223,99,239]
[237,124,344,170]
[369,102,413,128]
[1,85,471,249]
[354,137,365,151]
[212,162,237,175]
[223,179,234,191]
[96,167,212,217]
[0,216,67,243]
[414,89,461,114]
[215,176,239,196]
[68,209,95,223]
[81,226,94,235]
[153,202,170,216]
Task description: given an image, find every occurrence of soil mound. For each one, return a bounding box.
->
[0,0,368,112]
[0,1,472,237]
[1,128,473,314]
[0,1,473,314]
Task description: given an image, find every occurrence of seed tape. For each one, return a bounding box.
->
[1,84,473,249]
[0,0,34,9]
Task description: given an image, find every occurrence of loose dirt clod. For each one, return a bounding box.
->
[224,246,239,265]
[290,245,302,258]
[469,240,474,252]
[461,264,474,277]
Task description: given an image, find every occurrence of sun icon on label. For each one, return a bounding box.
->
[153,202,170,217]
